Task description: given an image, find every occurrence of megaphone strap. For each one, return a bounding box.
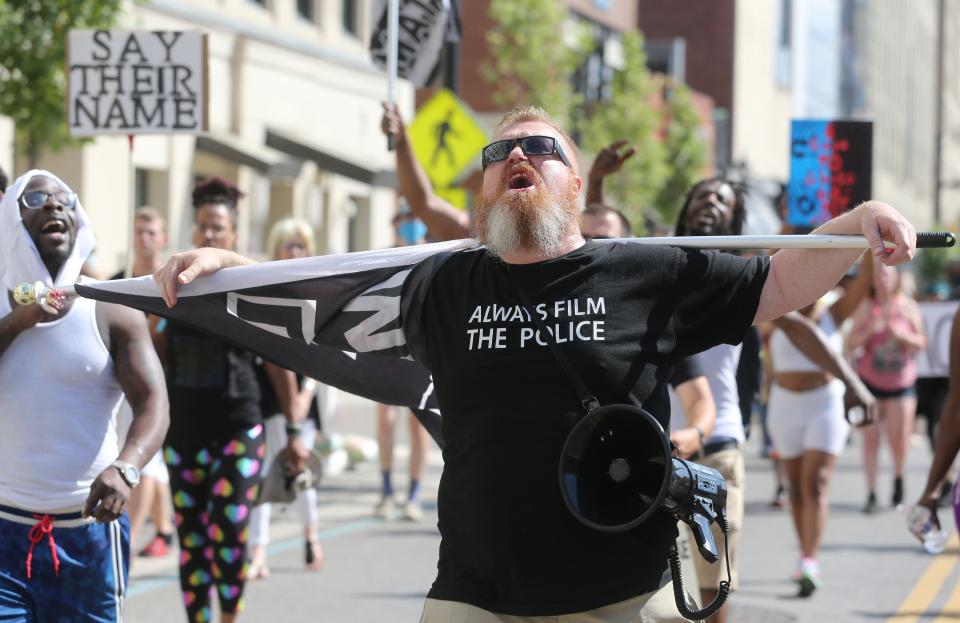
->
[503,266,600,415]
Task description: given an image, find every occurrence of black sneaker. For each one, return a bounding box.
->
[863,491,878,514]
[892,477,904,507]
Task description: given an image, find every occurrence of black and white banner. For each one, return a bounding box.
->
[369,0,460,87]
[76,239,479,447]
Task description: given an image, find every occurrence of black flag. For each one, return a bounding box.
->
[76,239,478,447]
[369,0,459,87]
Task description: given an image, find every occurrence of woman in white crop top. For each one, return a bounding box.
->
[764,259,877,597]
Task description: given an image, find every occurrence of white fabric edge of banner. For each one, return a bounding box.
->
[81,238,481,299]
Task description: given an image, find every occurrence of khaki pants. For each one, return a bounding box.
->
[419,581,695,623]
[692,448,744,591]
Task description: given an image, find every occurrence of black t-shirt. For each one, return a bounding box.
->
[164,319,262,448]
[401,240,769,615]
[255,361,321,426]
[669,356,704,387]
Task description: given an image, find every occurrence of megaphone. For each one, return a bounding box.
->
[558,404,732,620]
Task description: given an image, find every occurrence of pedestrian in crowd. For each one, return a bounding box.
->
[848,259,927,512]
[247,217,326,579]
[0,170,169,621]
[914,305,960,531]
[668,177,875,618]
[585,140,635,208]
[154,105,916,622]
[374,206,433,522]
[112,206,176,558]
[0,164,8,196]
[157,177,308,623]
[580,203,633,239]
[764,258,877,596]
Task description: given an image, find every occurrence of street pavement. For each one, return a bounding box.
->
[125,394,960,622]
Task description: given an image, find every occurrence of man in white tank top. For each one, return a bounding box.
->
[0,170,169,622]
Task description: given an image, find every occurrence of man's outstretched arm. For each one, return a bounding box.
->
[85,302,169,522]
[382,102,470,242]
[754,201,916,324]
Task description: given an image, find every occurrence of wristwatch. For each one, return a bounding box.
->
[692,425,706,448]
[113,460,141,488]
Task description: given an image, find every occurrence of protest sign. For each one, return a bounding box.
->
[788,120,872,228]
[67,30,208,136]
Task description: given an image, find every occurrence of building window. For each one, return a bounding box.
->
[572,16,616,105]
[298,0,313,21]
[774,0,792,86]
[135,168,149,210]
[342,0,359,36]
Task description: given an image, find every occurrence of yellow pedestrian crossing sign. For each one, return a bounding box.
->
[408,88,488,188]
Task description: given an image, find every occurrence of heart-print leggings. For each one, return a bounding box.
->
[164,423,265,623]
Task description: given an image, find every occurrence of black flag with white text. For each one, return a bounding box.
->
[369,0,460,87]
[75,239,479,447]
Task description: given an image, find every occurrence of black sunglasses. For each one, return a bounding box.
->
[19,190,77,210]
[481,135,571,170]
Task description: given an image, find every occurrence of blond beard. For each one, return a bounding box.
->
[475,184,579,258]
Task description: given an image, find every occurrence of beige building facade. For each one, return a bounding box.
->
[843,0,939,231]
[731,0,793,182]
[7,0,411,275]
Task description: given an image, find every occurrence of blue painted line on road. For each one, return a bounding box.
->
[126,501,437,599]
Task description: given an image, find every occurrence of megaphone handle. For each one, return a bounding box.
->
[691,513,719,564]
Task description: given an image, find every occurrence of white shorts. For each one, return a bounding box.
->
[768,380,849,459]
[140,450,169,483]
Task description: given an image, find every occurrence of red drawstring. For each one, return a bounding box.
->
[25,514,60,579]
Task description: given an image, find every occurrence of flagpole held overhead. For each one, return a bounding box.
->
[614,232,955,250]
[13,232,955,307]
[369,0,455,150]
[386,0,399,151]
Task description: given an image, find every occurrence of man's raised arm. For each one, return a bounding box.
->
[754,201,915,324]
[381,102,470,242]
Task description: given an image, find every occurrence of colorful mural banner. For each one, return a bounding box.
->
[788,120,873,228]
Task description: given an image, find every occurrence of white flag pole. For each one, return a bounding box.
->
[613,233,955,250]
[13,233,954,307]
[386,0,400,151]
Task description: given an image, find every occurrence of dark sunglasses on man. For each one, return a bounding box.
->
[481,135,571,170]
[19,190,77,210]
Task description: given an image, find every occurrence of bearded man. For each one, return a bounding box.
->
[155,106,915,622]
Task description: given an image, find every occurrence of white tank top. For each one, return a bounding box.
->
[770,313,843,374]
[0,294,123,511]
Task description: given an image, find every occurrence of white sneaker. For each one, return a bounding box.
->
[402,500,423,522]
[374,496,396,520]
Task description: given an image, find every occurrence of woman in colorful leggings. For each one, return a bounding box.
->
[160,178,303,623]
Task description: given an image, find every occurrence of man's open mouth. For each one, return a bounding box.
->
[509,173,534,190]
[40,220,67,236]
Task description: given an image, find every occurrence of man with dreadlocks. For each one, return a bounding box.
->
[671,178,876,619]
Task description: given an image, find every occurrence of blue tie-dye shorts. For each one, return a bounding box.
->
[0,504,129,622]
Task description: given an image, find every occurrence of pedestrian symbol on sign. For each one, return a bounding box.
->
[408,89,488,188]
[431,109,460,169]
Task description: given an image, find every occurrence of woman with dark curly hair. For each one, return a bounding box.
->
[158,177,303,623]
